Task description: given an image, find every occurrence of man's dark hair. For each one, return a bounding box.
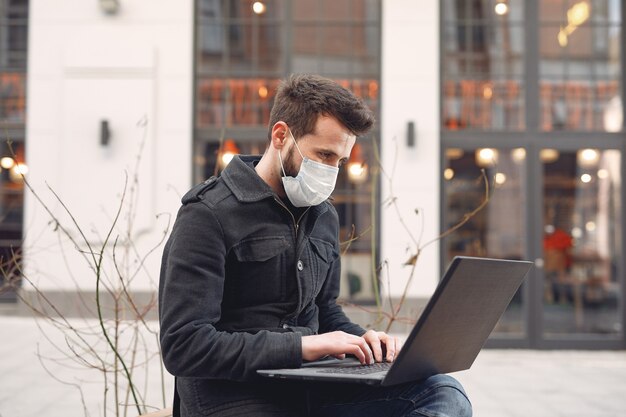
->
[268,74,375,141]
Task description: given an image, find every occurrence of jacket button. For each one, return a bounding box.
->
[282,323,289,329]
[297,260,304,271]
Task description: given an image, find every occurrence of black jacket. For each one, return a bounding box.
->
[159,155,365,415]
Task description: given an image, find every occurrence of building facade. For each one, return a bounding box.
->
[0,0,624,349]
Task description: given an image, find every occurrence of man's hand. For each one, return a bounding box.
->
[301,330,400,365]
[362,329,399,363]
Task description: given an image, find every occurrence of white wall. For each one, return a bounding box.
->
[381,0,440,298]
[24,0,193,291]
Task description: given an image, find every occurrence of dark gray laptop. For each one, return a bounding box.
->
[258,256,533,386]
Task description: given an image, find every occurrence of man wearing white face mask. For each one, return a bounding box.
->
[159,74,472,417]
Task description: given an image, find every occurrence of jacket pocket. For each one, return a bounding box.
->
[226,236,290,304]
[232,236,288,262]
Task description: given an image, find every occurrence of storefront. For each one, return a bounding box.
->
[2,0,624,348]
[441,0,625,348]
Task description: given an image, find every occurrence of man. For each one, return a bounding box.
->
[159,74,472,416]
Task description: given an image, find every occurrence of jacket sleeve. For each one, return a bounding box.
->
[315,238,367,337]
[158,202,302,381]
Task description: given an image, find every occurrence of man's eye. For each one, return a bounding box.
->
[319,152,331,159]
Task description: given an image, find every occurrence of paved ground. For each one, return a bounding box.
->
[1,316,626,417]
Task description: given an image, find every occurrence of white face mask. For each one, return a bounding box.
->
[278,130,339,207]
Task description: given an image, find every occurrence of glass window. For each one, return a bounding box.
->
[0,0,27,302]
[539,0,622,131]
[442,0,526,131]
[194,0,381,302]
[0,0,28,125]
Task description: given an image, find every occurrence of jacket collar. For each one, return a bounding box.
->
[221,155,329,216]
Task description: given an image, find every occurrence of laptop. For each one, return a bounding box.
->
[258,256,533,386]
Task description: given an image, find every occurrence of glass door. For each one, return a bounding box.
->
[538,147,623,345]
[443,144,625,348]
[443,146,530,345]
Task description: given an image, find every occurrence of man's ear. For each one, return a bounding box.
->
[270,121,288,149]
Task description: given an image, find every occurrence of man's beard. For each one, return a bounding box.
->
[282,144,300,178]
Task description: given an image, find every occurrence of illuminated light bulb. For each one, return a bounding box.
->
[558,28,569,47]
[220,139,240,168]
[476,148,498,167]
[9,163,28,182]
[494,2,508,15]
[511,148,526,163]
[258,85,268,98]
[585,221,596,232]
[1,157,14,169]
[221,153,235,166]
[495,172,507,185]
[444,168,455,180]
[568,1,590,26]
[347,163,368,184]
[252,1,266,14]
[578,148,599,167]
[347,143,368,184]
[445,148,464,160]
[597,169,609,179]
[540,149,559,163]
[571,227,583,239]
[580,173,592,183]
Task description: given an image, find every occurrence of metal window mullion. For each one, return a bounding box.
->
[525,0,539,134]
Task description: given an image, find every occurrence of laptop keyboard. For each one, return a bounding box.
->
[317,361,391,375]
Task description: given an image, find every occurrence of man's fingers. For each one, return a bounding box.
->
[355,337,375,364]
[385,336,397,362]
[365,331,383,362]
[346,344,367,364]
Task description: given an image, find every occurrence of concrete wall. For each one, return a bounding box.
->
[380,0,440,298]
[24,0,193,292]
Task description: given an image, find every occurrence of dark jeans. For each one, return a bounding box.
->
[181,375,472,417]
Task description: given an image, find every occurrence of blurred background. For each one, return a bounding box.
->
[0,0,624,355]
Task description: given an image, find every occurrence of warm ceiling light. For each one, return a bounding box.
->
[511,148,526,163]
[558,1,590,47]
[578,148,599,167]
[495,172,507,185]
[476,148,498,167]
[494,2,508,16]
[9,163,28,182]
[252,1,266,14]
[258,85,268,98]
[0,157,15,169]
[568,1,590,26]
[445,148,464,160]
[597,168,609,179]
[444,168,455,180]
[580,173,592,183]
[540,149,560,163]
[220,139,240,167]
[347,143,368,184]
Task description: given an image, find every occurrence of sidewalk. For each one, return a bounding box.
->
[1,316,625,417]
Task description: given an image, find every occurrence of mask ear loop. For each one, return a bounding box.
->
[278,129,305,178]
[288,129,306,160]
